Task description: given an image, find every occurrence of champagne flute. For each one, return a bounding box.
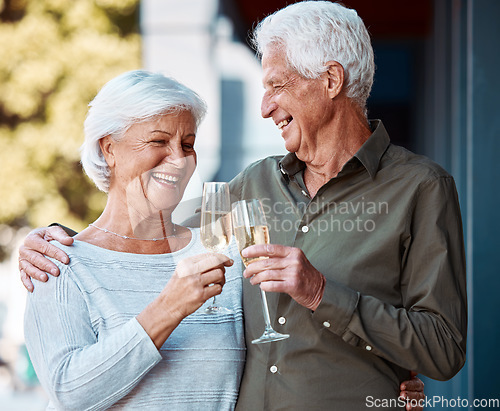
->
[200,182,234,314]
[231,199,290,344]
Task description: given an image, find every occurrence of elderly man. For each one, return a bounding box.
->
[229,2,466,409]
[20,1,465,410]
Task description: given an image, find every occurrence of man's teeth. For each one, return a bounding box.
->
[152,173,179,184]
[277,119,290,130]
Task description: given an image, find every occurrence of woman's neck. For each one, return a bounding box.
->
[76,197,191,255]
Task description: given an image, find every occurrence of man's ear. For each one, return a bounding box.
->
[99,135,115,168]
[325,61,344,99]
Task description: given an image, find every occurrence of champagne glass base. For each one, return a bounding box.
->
[252,330,290,344]
[204,305,234,315]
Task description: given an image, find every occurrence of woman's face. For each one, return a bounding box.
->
[105,111,197,214]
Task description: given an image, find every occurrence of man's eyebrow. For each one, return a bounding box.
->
[263,77,278,88]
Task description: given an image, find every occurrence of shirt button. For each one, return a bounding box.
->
[270,365,278,373]
[278,316,286,325]
[301,225,309,233]
[301,189,308,197]
[323,321,331,328]
[365,345,372,351]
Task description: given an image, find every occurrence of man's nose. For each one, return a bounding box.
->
[261,92,276,119]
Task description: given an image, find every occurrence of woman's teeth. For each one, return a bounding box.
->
[152,172,179,184]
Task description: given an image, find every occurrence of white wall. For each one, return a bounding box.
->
[140,0,285,222]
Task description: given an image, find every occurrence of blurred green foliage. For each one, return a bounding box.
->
[0,0,141,260]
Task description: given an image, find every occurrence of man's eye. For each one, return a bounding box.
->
[151,140,166,144]
[183,144,194,151]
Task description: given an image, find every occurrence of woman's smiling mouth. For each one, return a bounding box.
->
[151,172,180,186]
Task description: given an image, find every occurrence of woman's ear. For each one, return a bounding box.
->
[325,61,344,99]
[99,135,115,168]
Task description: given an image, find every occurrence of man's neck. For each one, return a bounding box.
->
[301,103,372,197]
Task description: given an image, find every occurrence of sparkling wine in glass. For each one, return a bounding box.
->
[200,182,234,314]
[231,199,290,344]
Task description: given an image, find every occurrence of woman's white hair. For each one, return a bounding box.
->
[80,70,207,192]
[251,1,374,113]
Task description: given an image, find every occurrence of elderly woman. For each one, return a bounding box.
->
[23,70,245,410]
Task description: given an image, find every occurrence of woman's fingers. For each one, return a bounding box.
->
[176,252,233,278]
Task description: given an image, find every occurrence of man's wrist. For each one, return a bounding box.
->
[308,274,326,311]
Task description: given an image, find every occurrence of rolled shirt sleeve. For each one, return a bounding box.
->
[313,175,467,380]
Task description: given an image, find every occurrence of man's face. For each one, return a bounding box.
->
[260,46,333,158]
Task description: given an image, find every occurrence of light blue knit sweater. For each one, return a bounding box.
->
[24,228,245,410]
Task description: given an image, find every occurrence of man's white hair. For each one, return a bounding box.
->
[251,1,375,113]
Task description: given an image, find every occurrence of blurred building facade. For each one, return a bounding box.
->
[141,0,499,408]
[140,0,285,222]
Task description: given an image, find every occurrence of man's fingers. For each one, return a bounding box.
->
[401,391,425,411]
[400,377,424,392]
[401,373,425,411]
[242,255,288,280]
[22,235,70,265]
[19,258,51,281]
[20,270,34,293]
[258,279,286,293]
[42,226,74,246]
[241,243,287,258]
[40,241,70,265]
[19,247,61,276]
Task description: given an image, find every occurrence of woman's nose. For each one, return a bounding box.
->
[166,145,186,167]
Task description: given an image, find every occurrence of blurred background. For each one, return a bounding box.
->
[0,0,498,409]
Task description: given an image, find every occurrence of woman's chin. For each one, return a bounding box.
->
[149,187,185,212]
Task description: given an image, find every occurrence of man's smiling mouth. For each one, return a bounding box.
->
[277,117,293,131]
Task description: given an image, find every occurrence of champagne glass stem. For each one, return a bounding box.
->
[260,289,273,329]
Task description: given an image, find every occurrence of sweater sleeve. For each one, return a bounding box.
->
[24,262,162,410]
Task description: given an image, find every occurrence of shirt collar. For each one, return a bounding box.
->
[278,120,390,180]
[354,120,391,179]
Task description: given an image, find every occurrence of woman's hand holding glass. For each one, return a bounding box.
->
[137,252,233,349]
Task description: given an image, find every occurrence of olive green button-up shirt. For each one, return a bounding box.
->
[232,121,467,411]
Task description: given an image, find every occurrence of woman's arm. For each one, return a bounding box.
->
[24,262,161,410]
